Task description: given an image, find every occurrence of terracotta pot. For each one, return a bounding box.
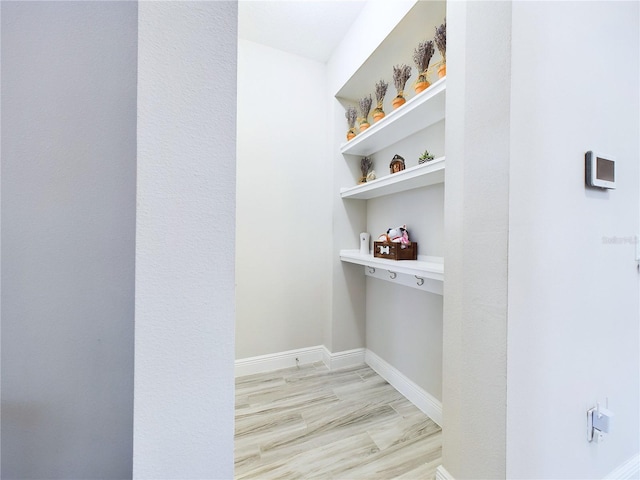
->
[346,130,356,141]
[438,63,446,78]
[373,111,385,122]
[392,96,406,109]
[414,81,430,94]
[359,122,370,132]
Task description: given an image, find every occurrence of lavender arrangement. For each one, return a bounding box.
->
[435,20,446,63]
[345,106,358,139]
[360,156,372,182]
[393,64,412,99]
[358,95,373,129]
[372,80,388,121]
[413,40,435,84]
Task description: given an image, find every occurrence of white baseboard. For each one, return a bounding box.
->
[322,346,366,370]
[435,465,454,480]
[236,346,442,428]
[433,453,639,480]
[604,453,640,480]
[235,345,366,377]
[431,452,640,480]
[365,349,443,427]
[235,345,326,377]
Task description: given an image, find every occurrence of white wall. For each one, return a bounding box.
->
[441,1,640,479]
[366,279,443,399]
[366,122,446,257]
[327,0,416,97]
[441,1,512,478]
[327,0,447,400]
[1,2,137,477]
[134,2,237,478]
[327,1,420,355]
[235,39,331,359]
[506,2,639,478]
[363,122,445,398]
[329,95,367,353]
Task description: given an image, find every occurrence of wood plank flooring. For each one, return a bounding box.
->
[235,362,442,479]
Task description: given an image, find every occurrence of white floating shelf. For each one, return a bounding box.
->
[340,157,445,200]
[340,77,446,157]
[340,250,443,280]
[340,250,444,295]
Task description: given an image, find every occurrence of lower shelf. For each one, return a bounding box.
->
[340,250,444,295]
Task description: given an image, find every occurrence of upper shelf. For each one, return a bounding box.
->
[341,156,444,199]
[340,77,446,157]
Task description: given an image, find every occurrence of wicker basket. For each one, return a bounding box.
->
[373,241,417,261]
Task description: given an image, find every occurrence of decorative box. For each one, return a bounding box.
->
[373,241,417,261]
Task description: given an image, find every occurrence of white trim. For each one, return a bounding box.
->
[434,452,639,480]
[365,349,443,426]
[435,465,455,480]
[604,453,640,480]
[236,347,443,428]
[322,346,366,370]
[235,345,325,377]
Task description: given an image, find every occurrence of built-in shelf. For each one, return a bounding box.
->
[340,77,446,157]
[340,250,443,280]
[341,157,445,200]
[340,250,444,294]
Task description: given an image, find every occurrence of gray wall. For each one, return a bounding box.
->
[1,2,137,478]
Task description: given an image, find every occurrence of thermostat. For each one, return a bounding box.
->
[585,151,615,189]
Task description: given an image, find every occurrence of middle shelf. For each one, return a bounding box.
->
[341,156,445,199]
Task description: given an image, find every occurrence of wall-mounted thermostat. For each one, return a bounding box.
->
[585,151,616,189]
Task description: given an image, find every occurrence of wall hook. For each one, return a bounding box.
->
[367,266,376,274]
[388,271,397,279]
[415,276,424,286]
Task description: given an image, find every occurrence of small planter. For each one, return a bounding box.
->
[392,65,412,110]
[373,81,388,123]
[413,40,434,95]
[358,95,372,134]
[435,21,446,79]
[419,149,435,164]
[372,110,385,122]
[392,95,406,109]
[414,81,430,94]
[345,106,358,141]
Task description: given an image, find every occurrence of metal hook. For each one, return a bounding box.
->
[389,271,397,279]
[415,276,424,286]
[367,266,376,274]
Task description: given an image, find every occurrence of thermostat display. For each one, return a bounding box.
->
[585,151,615,189]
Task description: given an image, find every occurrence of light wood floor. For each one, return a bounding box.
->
[235,362,442,479]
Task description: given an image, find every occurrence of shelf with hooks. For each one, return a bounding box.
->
[340,249,444,294]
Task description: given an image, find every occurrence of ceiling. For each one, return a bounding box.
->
[238,0,367,63]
